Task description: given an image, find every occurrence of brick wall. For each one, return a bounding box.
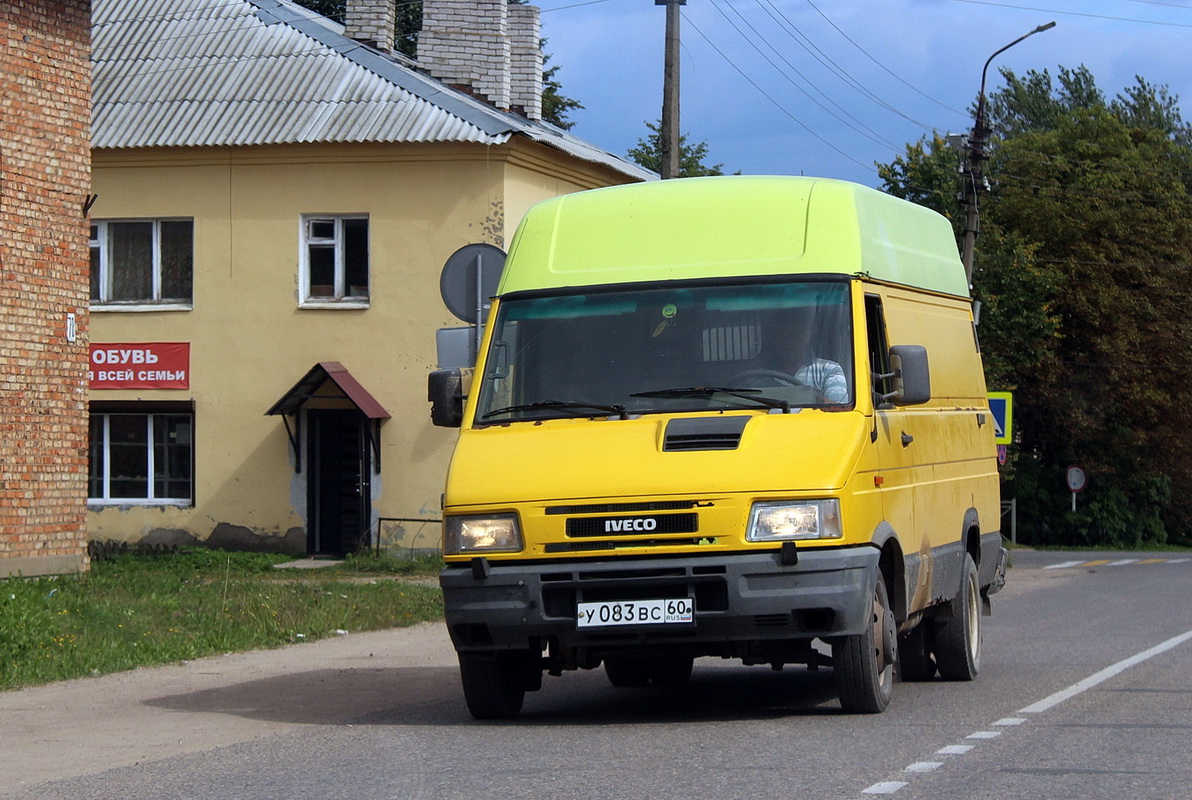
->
[343,0,396,53]
[507,3,542,121]
[0,0,92,577]
[419,0,512,111]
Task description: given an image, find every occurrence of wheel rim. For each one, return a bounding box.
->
[965,570,981,666]
[873,588,894,689]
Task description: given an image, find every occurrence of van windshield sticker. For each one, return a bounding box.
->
[653,303,679,338]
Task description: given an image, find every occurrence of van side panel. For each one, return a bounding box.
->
[877,285,999,610]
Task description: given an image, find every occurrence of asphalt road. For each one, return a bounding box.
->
[2,550,1190,800]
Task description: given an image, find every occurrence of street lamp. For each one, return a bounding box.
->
[960,21,1056,286]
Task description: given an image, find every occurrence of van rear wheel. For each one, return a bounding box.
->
[934,553,981,681]
[834,572,895,713]
[898,623,937,682]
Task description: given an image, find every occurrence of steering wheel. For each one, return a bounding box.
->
[729,369,808,387]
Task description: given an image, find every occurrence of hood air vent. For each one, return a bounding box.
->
[663,416,750,452]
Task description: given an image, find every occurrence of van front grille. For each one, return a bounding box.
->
[566,513,699,538]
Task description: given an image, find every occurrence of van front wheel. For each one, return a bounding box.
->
[834,572,895,713]
[458,651,529,720]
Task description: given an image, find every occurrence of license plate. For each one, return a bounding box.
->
[576,598,694,628]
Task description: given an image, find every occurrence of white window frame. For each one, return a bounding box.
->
[299,214,370,308]
[90,218,194,311]
[88,412,194,506]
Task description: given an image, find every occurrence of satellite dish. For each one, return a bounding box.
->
[439,243,506,325]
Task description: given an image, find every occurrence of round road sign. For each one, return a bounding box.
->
[1066,465,1087,493]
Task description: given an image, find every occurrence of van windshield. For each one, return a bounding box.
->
[475,280,853,422]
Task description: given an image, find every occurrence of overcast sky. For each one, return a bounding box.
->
[536,0,1192,187]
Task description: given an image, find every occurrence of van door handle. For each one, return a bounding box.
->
[901,432,913,447]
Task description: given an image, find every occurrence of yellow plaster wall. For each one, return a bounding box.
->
[87,140,640,552]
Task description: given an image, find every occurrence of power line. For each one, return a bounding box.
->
[684,14,877,173]
[708,0,903,151]
[539,0,619,11]
[800,0,968,118]
[752,0,943,131]
[949,0,1192,28]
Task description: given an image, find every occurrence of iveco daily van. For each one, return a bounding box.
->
[429,176,1006,718]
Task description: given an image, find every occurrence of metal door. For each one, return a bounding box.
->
[307,410,370,555]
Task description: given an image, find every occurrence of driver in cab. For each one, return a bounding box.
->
[740,308,849,404]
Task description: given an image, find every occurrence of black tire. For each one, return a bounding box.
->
[604,655,652,687]
[458,652,528,720]
[650,655,695,687]
[934,553,981,681]
[898,622,937,682]
[834,572,895,713]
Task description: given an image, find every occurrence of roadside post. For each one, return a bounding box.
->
[1066,465,1087,511]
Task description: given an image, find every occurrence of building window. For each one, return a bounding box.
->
[90,219,194,306]
[301,215,369,304]
[89,411,194,504]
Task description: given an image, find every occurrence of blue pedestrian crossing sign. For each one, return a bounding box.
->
[988,392,1013,445]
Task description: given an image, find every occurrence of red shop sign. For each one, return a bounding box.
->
[89,343,190,390]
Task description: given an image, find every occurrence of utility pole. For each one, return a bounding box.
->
[657,0,685,179]
[961,21,1055,286]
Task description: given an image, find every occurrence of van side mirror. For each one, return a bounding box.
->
[428,368,468,427]
[889,345,930,406]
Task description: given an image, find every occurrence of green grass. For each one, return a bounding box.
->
[0,549,444,691]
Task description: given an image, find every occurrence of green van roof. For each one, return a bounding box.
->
[498,175,969,298]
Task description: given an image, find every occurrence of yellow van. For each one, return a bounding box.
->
[429,176,1005,719]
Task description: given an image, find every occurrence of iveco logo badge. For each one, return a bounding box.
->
[604,518,659,532]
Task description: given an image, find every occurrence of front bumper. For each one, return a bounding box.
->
[441,546,880,653]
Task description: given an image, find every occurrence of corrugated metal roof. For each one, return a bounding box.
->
[92,0,654,180]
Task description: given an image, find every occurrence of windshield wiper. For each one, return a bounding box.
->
[483,400,629,420]
[630,387,791,414]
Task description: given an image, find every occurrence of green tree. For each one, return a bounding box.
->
[988,103,1192,544]
[984,65,1104,139]
[627,120,731,177]
[542,51,582,130]
[880,69,1192,547]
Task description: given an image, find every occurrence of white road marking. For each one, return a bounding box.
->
[1018,628,1192,714]
[1043,560,1084,570]
[904,762,943,773]
[862,782,909,794]
[937,745,974,755]
[856,613,1192,797]
[1106,559,1139,567]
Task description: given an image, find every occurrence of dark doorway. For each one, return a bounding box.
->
[307,410,371,555]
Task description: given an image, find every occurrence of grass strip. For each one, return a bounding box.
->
[0,549,444,691]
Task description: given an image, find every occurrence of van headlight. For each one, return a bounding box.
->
[747,500,842,542]
[444,514,523,554]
